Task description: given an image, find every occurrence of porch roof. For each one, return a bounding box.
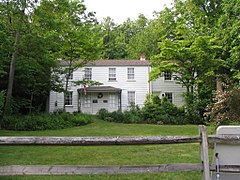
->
[78,86,122,93]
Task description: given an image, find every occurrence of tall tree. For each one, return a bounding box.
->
[0,0,38,115]
[0,0,102,114]
[100,17,125,59]
[149,1,224,121]
[34,0,102,110]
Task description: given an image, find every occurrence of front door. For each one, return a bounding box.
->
[91,92,109,114]
[81,92,119,114]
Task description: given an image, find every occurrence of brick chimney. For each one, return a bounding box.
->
[140,54,145,61]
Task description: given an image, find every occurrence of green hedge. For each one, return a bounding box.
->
[97,104,143,124]
[0,113,93,131]
[98,95,190,125]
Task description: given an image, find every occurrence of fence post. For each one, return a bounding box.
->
[199,125,210,180]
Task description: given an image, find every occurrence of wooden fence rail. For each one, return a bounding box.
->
[0,136,201,146]
[0,135,239,146]
[0,125,240,179]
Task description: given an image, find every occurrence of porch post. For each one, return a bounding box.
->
[78,89,82,113]
[119,90,122,112]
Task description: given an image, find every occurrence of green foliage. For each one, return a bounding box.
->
[0,0,102,115]
[0,113,93,131]
[97,107,143,124]
[141,95,188,125]
[97,108,109,120]
[98,95,188,125]
[205,86,240,126]
[1,0,239,120]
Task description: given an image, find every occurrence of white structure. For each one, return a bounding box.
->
[151,71,186,107]
[212,126,240,180]
[48,60,186,114]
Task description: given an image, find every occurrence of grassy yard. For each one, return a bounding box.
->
[0,120,215,180]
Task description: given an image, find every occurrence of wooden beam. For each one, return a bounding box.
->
[0,164,203,176]
[199,125,210,180]
[1,135,240,146]
[208,135,240,144]
[0,136,201,146]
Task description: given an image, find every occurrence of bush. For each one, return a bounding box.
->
[204,87,240,126]
[0,113,93,131]
[142,95,189,125]
[97,108,109,120]
[97,107,143,124]
[97,95,189,125]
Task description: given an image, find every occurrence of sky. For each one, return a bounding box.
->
[84,0,174,24]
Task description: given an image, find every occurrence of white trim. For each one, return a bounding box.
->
[109,68,117,81]
[127,67,134,80]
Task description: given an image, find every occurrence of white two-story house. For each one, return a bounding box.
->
[49,60,151,114]
[48,59,186,114]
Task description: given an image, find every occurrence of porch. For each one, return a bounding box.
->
[78,86,122,114]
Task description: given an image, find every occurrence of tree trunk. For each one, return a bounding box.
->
[4,31,20,116]
[63,61,73,111]
[216,76,223,93]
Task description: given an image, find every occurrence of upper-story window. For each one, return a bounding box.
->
[65,91,73,105]
[84,68,92,80]
[127,68,134,80]
[109,68,116,81]
[164,71,172,80]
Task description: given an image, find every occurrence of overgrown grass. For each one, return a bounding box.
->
[0,120,215,179]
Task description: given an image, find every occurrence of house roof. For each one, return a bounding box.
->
[60,60,150,67]
[87,60,150,66]
[78,86,122,93]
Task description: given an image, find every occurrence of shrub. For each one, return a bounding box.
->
[205,87,240,126]
[109,111,125,123]
[142,95,189,125]
[97,95,189,125]
[97,108,109,120]
[71,114,93,126]
[123,111,143,123]
[0,113,93,131]
[53,108,65,115]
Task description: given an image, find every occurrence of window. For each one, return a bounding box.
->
[65,91,73,105]
[103,100,108,103]
[92,99,98,103]
[164,92,173,103]
[84,68,92,80]
[164,71,172,80]
[84,95,91,108]
[127,68,134,80]
[128,91,135,105]
[109,94,116,108]
[109,68,116,81]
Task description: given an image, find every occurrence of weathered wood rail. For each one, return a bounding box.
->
[0,125,240,179]
[0,136,201,146]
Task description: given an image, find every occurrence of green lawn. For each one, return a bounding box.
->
[0,120,214,179]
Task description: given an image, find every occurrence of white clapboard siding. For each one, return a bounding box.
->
[151,77,186,107]
[49,62,151,113]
